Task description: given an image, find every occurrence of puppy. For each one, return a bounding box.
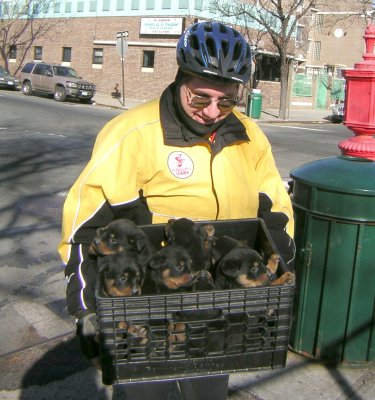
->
[97,252,145,297]
[212,235,294,288]
[89,218,154,264]
[165,218,214,272]
[147,245,195,294]
[97,252,148,346]
[214,245,270,290]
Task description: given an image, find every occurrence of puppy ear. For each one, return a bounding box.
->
[165,219,176,241]
[149,255,165,270]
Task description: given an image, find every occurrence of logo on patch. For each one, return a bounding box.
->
[168,152,194,179]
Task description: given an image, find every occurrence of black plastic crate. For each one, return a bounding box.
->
[96,218,294,384]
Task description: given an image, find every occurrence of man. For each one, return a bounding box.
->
[59,20,295,400]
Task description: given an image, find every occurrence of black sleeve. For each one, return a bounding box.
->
[64,196,150,318]
[258,193,296,272]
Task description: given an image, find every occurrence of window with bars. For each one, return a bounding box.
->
[315,14,323,33]
[143,50,155,68]
[116,0,124,10]
[103,0,110,10]
[313,41,321,61]
[92,48,104,64]
[65,1,71,12]
[77,1,84,11]
[62,47,72,62]
[34,46,43,61]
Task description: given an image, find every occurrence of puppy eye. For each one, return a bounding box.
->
[250,266,259,274]
[120,274,128,282]
[128,238,136,245]
[109,238,118,245]
[176,262,185,272]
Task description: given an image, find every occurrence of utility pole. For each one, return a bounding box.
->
[116,31,129,107]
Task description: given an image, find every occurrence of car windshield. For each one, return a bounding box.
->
[53,66,80,78]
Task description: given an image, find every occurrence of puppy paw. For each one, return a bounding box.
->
[266,253,280,275]
[270,271,295,286]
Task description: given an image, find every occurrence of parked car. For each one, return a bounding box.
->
[19,62,96,103]
[331,98,344,123]
[0,66,20,90]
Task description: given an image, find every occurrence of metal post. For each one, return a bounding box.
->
[121,37,125,107]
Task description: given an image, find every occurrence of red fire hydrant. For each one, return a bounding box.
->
[339,24,375,160]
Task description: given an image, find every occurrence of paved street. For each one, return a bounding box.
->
[0,89,374,400]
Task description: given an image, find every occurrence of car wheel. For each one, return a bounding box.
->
[22,81,32,96]
[80,97,92,104]
[54,86,66,102]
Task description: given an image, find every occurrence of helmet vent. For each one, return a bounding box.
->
[232,42,242,61]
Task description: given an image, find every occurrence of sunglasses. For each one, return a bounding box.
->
[185,86,238,111]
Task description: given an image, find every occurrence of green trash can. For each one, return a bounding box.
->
[246,89,262,119]
[289,156,375,364]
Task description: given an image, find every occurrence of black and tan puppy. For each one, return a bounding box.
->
[165,218,214,272]
[147,245,195,294]
[97,252,145,297]
[212,235,294,288]
[89,218,154,268]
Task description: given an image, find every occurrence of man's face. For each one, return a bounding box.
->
[179,76,239,125]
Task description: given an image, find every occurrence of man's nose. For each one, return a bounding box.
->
[201,101,221,119]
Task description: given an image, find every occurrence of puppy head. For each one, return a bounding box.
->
[165,218,201,245]
[218,247,268,288]
[98,252,145,297]
[148,245,194,290]
[90,218,150,256]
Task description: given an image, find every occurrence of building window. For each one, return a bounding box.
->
[9,45,17,60]
[162,0,171,8]
[208,0,215,13]
[92,48,104,64]
[131,0,139,10]
[102,0,110,11]
[146,0,154,9]
[143,50,155,68]
[77,1,84,11]
[313,41,321,61]
[62,47,72,62]
[194,0,203,10]
[179,0,188,8]
[255,55,281,82]
[65,1,71,12]
[54,1,60,13]
[34,46,43,61]
[315,14,323,33]
[89,0,97,12]
[116,0,124,10]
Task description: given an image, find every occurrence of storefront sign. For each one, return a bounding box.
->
[140,18,183,35]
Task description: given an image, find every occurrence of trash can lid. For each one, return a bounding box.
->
[290,156,375,195]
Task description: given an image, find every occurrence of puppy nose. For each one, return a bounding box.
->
[132,288,141,295]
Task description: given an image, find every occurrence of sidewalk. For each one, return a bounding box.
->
[92,91,333,124]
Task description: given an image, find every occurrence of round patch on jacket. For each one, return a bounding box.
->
[167,152,194,179]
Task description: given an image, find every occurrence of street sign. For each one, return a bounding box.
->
[116,31,129,58]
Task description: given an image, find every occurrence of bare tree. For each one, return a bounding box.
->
[212,0,374,119]
[0,0,55,73]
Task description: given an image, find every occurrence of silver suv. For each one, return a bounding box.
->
[19,62,96,103]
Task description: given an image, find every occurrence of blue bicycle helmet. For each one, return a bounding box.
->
[177,21,252,84]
